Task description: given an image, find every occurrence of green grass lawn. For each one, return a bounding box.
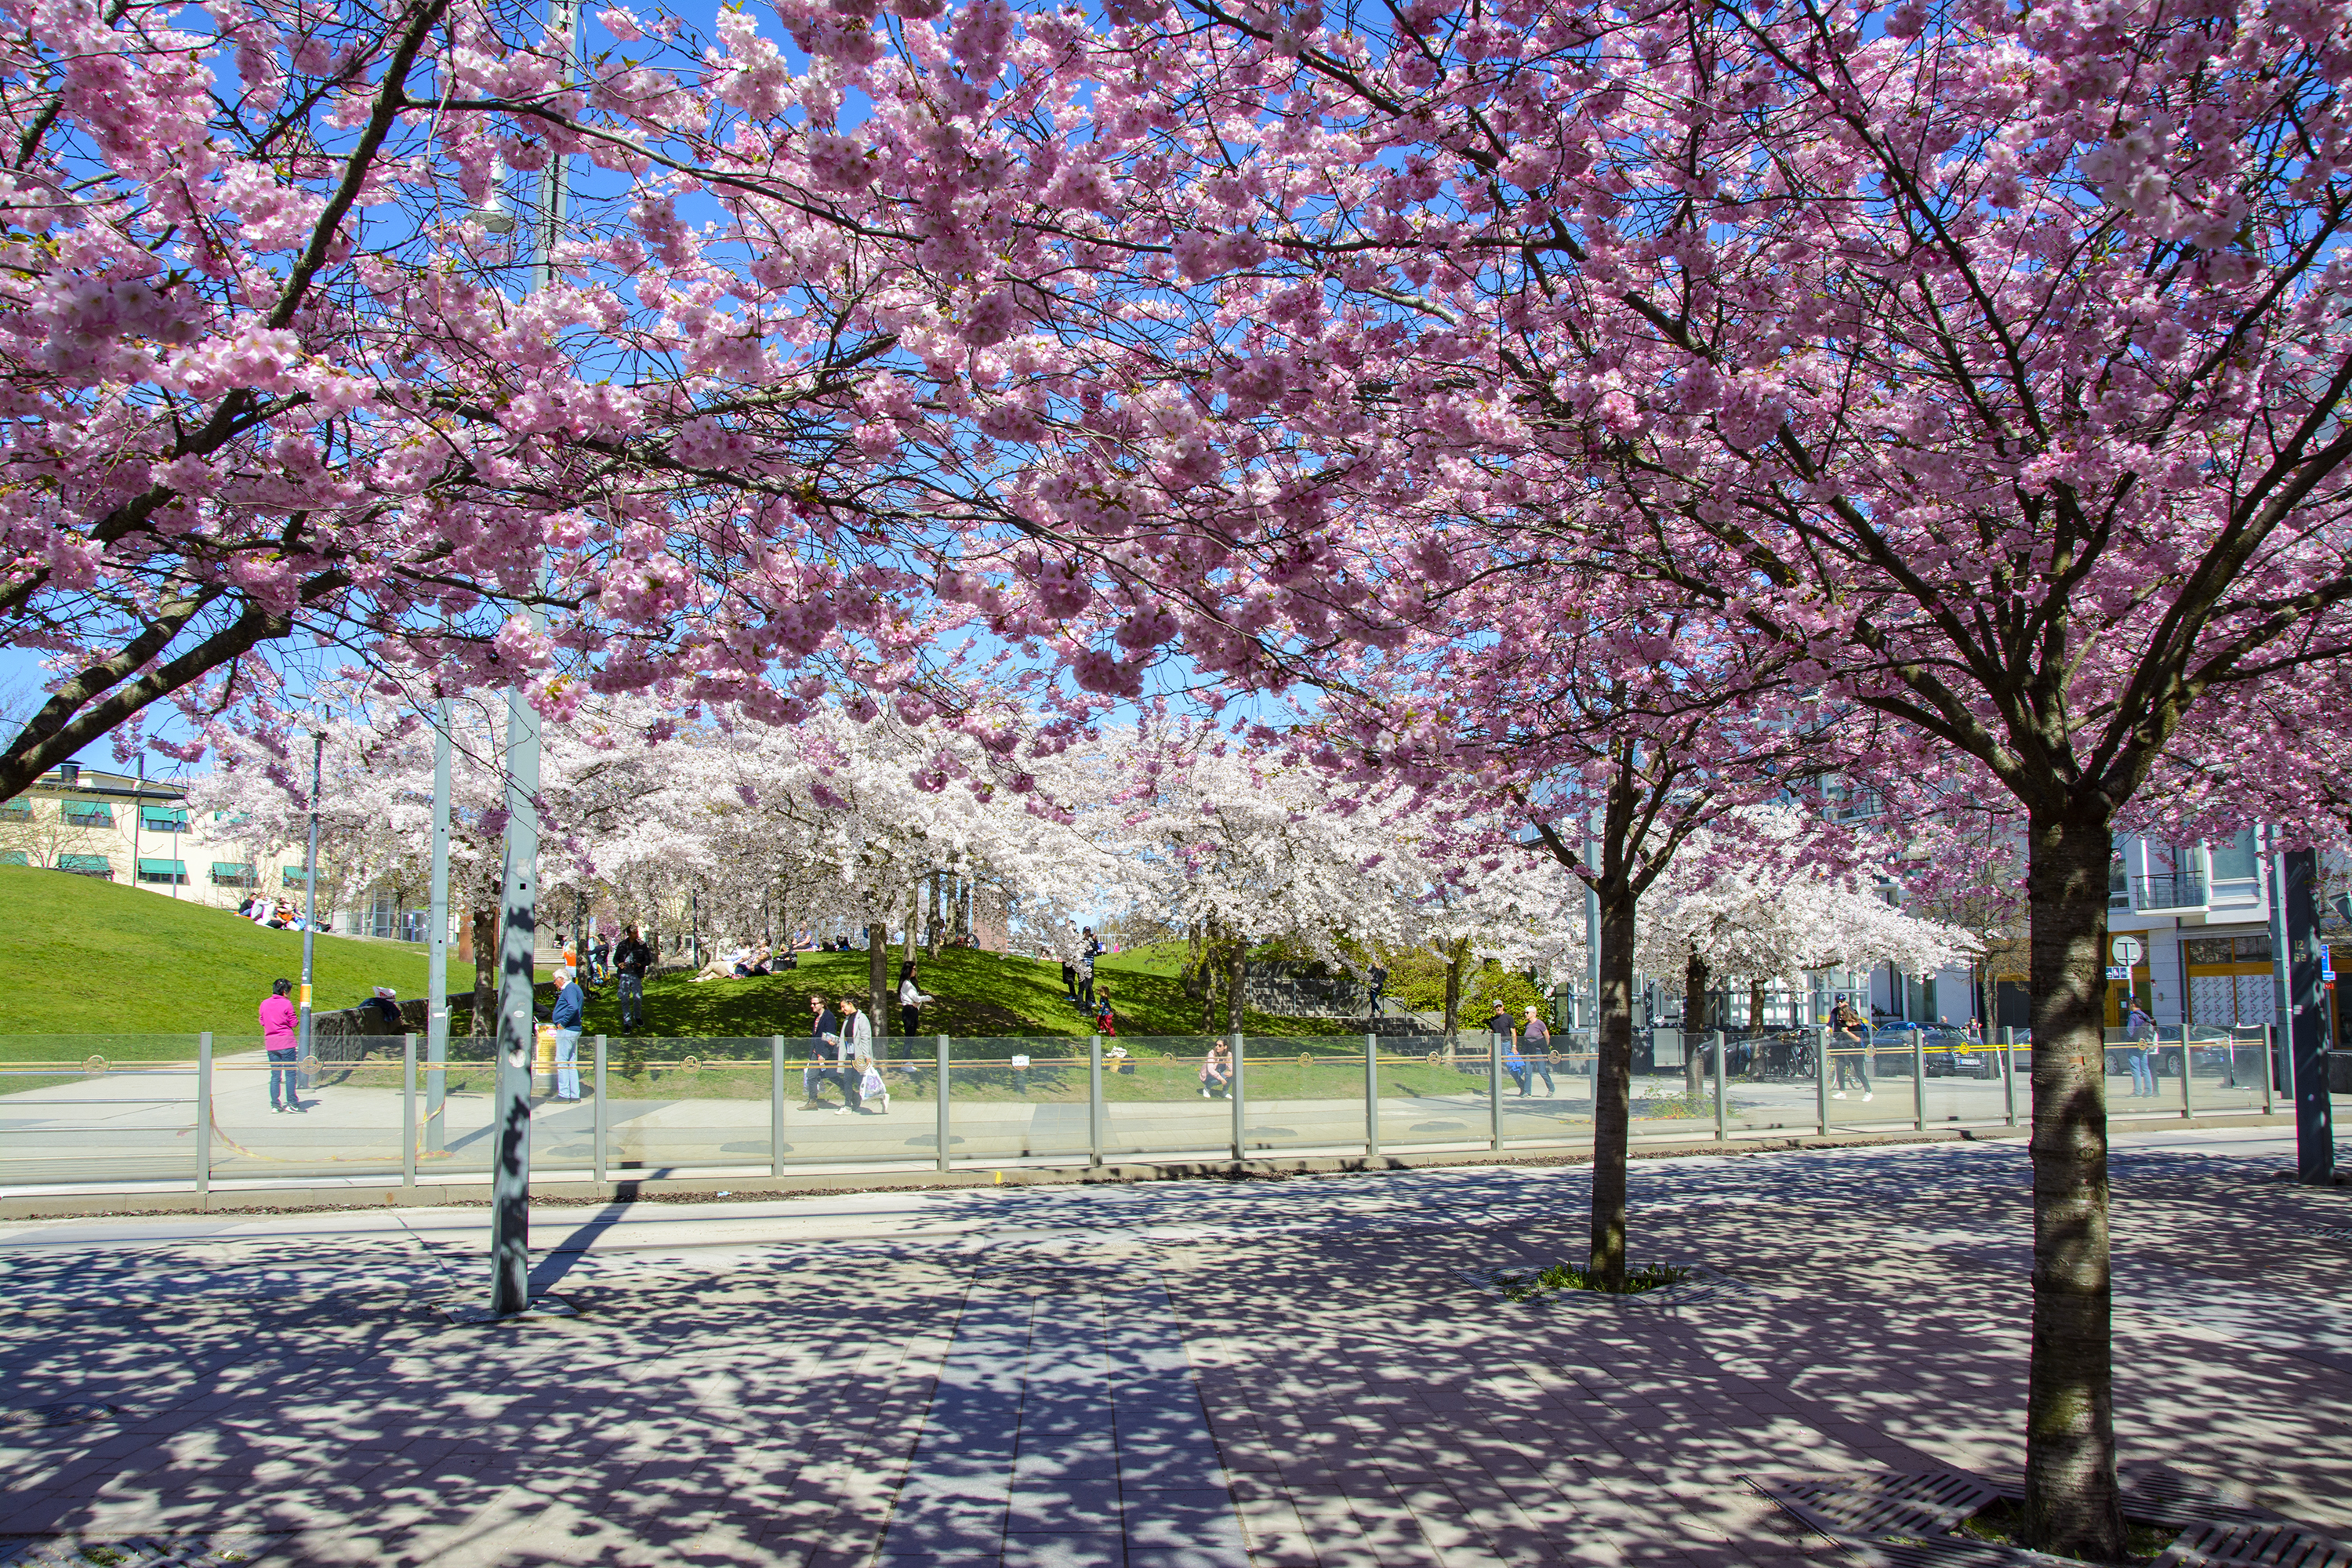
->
[0,865,432,1056]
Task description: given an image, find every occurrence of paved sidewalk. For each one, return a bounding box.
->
[0,1127,2345,1565]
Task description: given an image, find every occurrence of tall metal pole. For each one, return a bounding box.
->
[297,730,322,1074]
[2279,846,2334,1184]
[488,0,579,1319]
[426,698,452,1152]
[1583,808,1601,1036]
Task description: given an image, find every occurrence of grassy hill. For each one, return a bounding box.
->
[0,864,432,1046]
[571,945,1358,1042]
[0,866,1359,1048]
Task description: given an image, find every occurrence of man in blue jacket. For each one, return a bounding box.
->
[550,967,586,1102]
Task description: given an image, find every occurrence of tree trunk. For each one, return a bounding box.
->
[1589,881,1639,1287]
[1749,978,1766,1029]
[867,918,889,1036]
[470,905,496,1040]
[1441,937,1469,1061]
[1684,945,1711,1099]
[2021,808,2123,1559]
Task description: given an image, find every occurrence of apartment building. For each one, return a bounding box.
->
[0,762,310,912]
[2101,828,2337,1038]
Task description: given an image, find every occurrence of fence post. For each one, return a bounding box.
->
[1815,1025,1831,1136]
[1713,1029,1727,1144]
[2264,1024,2278,1116]
[402,1033,417,1193]
[1912,1029,1928,1132]
[1230,1031,1246,1163]
[1488,1025,1504,1152]
[2002,1026,2019,1128]
[593,1034,608,1185]
[195,1031,212,1198]
[2180,1024,2195,1122]
[936,1034,951,1174]
[771,1035,786,1178]
[1089,1034,1104,1167]
[1364,1033,1380,1159]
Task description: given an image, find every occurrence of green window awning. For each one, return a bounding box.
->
[138,858,187,876]
[56,854,111,872]
[212,861,253,877]
[140,808,189,829]
[0,850,27,866]
[282,867,310,886]
[60,804,111,823]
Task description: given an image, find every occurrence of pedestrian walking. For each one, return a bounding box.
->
[1487,1003,1526,1093]
[1367,964,1388,1019]
[260,978,301,1112]
[2125,1004,2158,1098]
[1520,1006,1556,1094]
[898,960,934,1038]
[1829,996,1872,1101]
[836,996,874,1114]
[549,966,585,1101]
[804,993,839,1109]
[613,924,651,1032]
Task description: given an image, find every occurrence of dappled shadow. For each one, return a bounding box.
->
[0,1135,2345,1565]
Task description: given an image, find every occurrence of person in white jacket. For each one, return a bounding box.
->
[837,996,877,1115]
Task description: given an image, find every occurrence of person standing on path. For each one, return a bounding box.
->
[613,924,651,1033]
[1078,929,1102,1012]
[550,967,586,1102]
[1519,1006,1556,1095]
[898,961,932,1040]
[260,978,301,1113]
[2124,1004,2158,1098]
[1367,964,1388,1020]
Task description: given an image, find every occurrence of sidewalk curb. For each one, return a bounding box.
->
[0,1112,2290,1221]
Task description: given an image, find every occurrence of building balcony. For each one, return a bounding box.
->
[2132,872,2208,913]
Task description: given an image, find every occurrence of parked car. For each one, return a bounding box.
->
[1921,1028,2000,1079]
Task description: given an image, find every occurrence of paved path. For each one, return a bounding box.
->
[0,1127,2345,1565]
[0,1054,2279,1192]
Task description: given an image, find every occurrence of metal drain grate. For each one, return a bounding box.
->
[2154,1523,2352,1568]
[1754,1470,2000,1541]
[0,1404,118,1429]
[0,1535,276,1567]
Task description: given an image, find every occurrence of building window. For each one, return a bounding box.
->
[1,850,27,866]
[283,867,311,890]
[59,801,114,828]
[140,807,190,832]
[211,862,256,887]
[136,858,189,885]
[0,800,29,822]
[56,853,113,878]
[2209,828,2259,881]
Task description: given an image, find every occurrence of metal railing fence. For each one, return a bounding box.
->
[0,1023,2297,1197]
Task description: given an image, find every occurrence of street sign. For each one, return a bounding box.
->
[2104,965,2130,981]
[2111,935,2145,967]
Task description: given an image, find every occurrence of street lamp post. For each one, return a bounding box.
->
[297,729,323,1080]
[484,0,579,1320]
[426,695,452,1152]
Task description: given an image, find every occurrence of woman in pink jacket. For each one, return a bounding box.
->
[259,978,301,1112]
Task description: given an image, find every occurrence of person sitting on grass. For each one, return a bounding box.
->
[1199,1040,1232,1099]
[690,946,739,983]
